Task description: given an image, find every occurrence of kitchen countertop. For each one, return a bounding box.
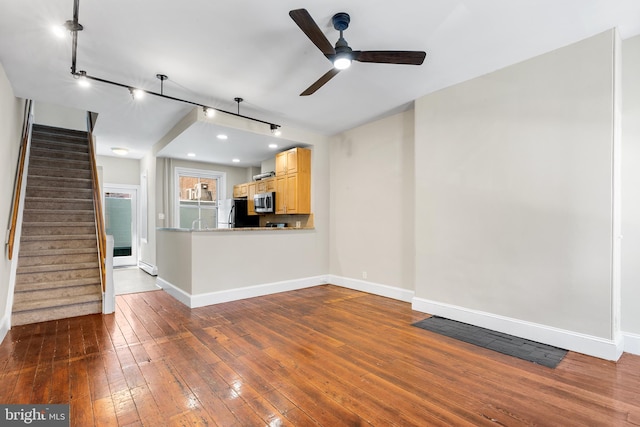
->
[157,227,314,232]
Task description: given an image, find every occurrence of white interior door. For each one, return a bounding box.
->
[104,185,138,267]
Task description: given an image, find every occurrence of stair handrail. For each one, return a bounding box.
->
[7,99,34,261]
[86,113,107,290]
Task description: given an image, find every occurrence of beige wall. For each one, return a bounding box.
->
[621,34,640,335]
[97,155,140,186]
[0,63,26,336]
[156,230,192,293]
[414,30,617,339]
[191,230,325,294]
[329,111,415,291]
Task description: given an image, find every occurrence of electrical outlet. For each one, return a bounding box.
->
[362,271,367,279]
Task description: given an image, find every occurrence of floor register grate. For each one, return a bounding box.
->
[413,316,568,368]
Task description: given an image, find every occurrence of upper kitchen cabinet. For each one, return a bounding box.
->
[233,183,248,198]
[256,177,275,193]
[275,147,311,214]
[276,147,311,176]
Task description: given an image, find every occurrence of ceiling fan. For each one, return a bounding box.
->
[289,9,427,96]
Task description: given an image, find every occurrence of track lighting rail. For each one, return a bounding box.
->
[65,0,281,132]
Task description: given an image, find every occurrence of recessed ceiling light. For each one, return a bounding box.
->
[217,134,228,140]
[268,144,278,149]
[187,153,196,157]
[111,147,128,156]
[232,158,240,163]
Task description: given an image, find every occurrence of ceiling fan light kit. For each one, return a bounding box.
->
[289,8,427,96]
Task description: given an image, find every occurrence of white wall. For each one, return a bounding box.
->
[329,111,415,292]
[0,63,26,341]
[139,151,157,270]
[414,30,617,342]
[97,155,140,186]
[621,34,640,337]
[33,101,86,131]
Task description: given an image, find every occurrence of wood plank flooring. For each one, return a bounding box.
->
[1,285,639,426]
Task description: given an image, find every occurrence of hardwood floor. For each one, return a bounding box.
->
[1,285,639,426]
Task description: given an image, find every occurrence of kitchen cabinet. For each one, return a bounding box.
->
[256,177,275,193]
[275,147,311,214]
[276,147,310,176]
[233,183,247,198]
[247,182,257,215]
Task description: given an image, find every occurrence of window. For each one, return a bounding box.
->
[175,167,225,229]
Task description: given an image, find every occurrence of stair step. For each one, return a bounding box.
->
[16,267,100,284]
[26,187,93,200]
[12,301,102,327]
[13,283,102,308]
[21,225,96,237]
[29,156,91,171]
[31,130,88,146]
[20,238,97,252]
[27,176,92,190]
[17,261,99,275]
[28,166,91,179]
[24,197,94,211]
[20,233,96,241]
[30,146,90,162]
[15,277,102,293]
[32,124,88,139]
[18,247,98,267]
[23,210,95,222]
[30,138,89,152]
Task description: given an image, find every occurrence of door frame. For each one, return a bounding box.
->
[103,184,140,267]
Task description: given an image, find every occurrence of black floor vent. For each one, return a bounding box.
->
[413,316,567,368]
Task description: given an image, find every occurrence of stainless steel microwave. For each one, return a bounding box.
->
[254,192,275,214]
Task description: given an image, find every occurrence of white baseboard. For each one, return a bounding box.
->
[0,314,10,345]
[412,297,624,361]
[326,275,414,302]
[156,277,192,307]
[157,276,328,309]
[622,332,640,356]
[138,260,158,276]
[158,275,415,309]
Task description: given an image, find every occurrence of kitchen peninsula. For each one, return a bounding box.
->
[156,145,327,309]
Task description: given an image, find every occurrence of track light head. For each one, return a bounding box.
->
[129,88,145,100]
[63,19,83,32]
[75,70,90,87]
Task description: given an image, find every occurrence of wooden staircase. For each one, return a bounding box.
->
[12,124,102,326]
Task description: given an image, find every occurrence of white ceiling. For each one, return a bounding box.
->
[1,0,639,166]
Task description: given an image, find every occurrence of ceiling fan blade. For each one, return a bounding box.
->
[353,51,427,65]
[289,9,336,56]
[300,68,341,96]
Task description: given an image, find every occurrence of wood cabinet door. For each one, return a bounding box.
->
[275,176,286,214]
[247,182,257,215]
[286,149,298,174]
[265,178,276,192]
[285,174,298,213]
[275,151,288,176]
[256,180,267,193]
[233,184,248,198]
